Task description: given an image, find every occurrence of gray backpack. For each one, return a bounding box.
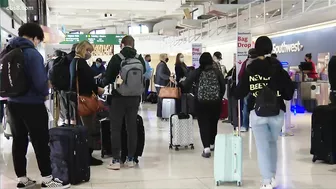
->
[116,53,145,96]
[197,69,220,102]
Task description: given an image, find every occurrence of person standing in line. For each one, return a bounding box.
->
[154,53,174,118]
[103,35,146,170]
[213,51,227,77]
[143,54,153,102]
[175,53,189,113]
[304,53,319,80]
[234,36,294,189]
[91,58,106,78]
[6,23,70,189]
[180,52,226,158]
[238,48,258,132]
[69,41,105,166]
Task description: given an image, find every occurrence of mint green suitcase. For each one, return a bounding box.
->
[214,134,243,186]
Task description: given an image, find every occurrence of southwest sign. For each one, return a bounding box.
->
[272,41,304,54]
[60,34,125,45]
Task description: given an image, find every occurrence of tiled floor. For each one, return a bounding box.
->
[1,104,336,189]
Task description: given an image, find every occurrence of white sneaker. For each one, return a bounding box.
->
[260,184,272,189]
[17,177,36,189]
[107,159,121,170]
[126,157,135,168]
[41,178,70,189]
[240,127,247,132]
[271,177,277,188]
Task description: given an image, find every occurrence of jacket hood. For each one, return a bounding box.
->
[120,46,137,58]
[9,37,35,48]
[247,57,282,77]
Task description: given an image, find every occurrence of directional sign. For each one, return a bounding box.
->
[60,34,125,45]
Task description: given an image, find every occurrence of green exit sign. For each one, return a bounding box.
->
[60,34,125,45]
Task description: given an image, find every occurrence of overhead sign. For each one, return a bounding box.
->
[272,41,304,54]
[0,0,8,7]
[192,43,202,68]
[60,34,125,45]
[236,31,252,83]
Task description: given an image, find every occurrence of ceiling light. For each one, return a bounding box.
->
[104,13,107,17]
[265,12,269,16]
[277,9,280,12]
[292,4,295,7]
[256,15,259,18]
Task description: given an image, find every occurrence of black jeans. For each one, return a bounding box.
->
[156,87,162,117]
[110,96,140,159]
[7,102,52,177]
[196,101,221,148]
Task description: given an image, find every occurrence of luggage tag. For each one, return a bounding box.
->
[114,74,123,89]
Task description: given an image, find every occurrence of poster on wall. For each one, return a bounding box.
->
[236,31,252,82]
[92,44,114,56]
[192,43,202,68]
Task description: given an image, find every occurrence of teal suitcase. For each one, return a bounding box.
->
[214,134,243,186]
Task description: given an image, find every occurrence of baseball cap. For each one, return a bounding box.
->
[214,51,222,60]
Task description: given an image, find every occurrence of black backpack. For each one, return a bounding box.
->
[48,56,70,91]
[0,45,30,97]
[254,66,280,117]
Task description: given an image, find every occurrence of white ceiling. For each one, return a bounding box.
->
[47,0,189,31]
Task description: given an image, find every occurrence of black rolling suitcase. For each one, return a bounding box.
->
[49,92,90,185]
[311,105,336,164]
[121,115,145,163]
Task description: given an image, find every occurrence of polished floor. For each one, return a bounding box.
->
[0,103,335,189]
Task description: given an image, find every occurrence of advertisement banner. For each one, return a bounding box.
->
[236,31,252,83]
[192,43,202,68]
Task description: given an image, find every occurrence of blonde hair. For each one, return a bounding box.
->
[159,53,168,61]
[75,40,93,58]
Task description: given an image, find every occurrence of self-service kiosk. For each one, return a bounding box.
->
[281,62,294,136]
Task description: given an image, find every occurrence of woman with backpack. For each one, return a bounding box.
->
[180,52,226,158]
[234,36,294,189]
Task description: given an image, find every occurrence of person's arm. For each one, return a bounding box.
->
[217,70,226,99]
[233,68,250,99]
[102,55,120,86]
[27,50,49,97]
[79,59,99,94]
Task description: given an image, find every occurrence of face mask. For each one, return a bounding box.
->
[85,52,91,60]
[180,58,184,62]
[96,63,101,67]
[148,59,151,62]
[165,58,169,63]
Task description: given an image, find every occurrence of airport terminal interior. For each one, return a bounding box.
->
[1,0,336,188]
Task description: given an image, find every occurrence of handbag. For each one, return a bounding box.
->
[158,82,181,99]
[75,61,100,116]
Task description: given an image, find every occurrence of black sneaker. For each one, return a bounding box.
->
[41,178,70,189]
[90,157,103,166]
[17,178,36,189]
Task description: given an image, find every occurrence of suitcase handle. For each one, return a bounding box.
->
[234,153,237,173]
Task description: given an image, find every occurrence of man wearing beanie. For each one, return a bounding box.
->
[234,36,294,189]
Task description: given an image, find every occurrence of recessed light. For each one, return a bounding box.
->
[266,12,269,15]
[292,4,295,7]
[86,9,90,12]
[256,15,259,18]
[277,9,280,12]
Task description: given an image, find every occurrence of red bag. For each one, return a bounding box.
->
[220,99,228,119]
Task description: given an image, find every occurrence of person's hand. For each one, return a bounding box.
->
[98,87,105,95]
[169,76,175,83]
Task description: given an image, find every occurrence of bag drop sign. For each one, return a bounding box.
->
[236,31,252,83]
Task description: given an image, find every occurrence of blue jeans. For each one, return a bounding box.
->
[250,110,284,185]
[242,94,250,130]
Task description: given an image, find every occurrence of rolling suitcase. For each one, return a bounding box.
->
[214,131,242,186]
[311,105,336,164]
[169,113,194,151]
[181,93,196,118]
[121,115,145,163]
[162,98,176,120]
[49,92,90,185]
[220,99,229,120]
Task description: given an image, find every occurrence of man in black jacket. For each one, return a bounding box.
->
[103,35,146,170]
[328,55,336,103]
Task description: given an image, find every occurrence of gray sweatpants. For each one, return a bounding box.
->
[110,96,140,159]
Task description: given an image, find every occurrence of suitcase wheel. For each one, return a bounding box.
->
[237,181,242,187]
[169,144,173,149]
[312,155,317,163]
[175,146,179,151]
[190,145,194,150]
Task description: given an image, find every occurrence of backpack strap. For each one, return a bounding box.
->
[117,53,126,60]
[135,54,139,59]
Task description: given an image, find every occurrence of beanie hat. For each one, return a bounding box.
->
[255,36,273,56]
